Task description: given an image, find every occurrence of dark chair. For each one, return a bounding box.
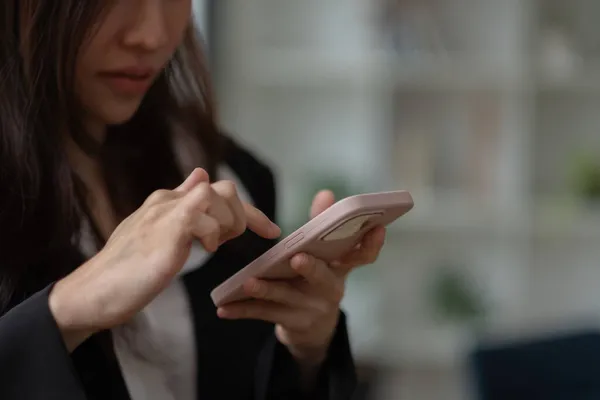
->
[470,330,600,400]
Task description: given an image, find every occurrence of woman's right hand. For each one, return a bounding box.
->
[49,168,280,351]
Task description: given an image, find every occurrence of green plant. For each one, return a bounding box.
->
[570,151,600,202]
[427,265,486,325]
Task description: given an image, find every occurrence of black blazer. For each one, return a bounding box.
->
[0,138,357,399]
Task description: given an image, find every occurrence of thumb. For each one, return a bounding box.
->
[310,190,336,220]
[174,168,210,193]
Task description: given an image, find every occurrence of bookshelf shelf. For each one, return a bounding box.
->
[212,0,600,373]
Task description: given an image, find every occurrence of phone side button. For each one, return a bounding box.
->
[285,232,304,249]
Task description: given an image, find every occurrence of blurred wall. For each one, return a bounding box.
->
[208,1,600,398]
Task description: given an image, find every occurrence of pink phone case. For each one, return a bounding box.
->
[210,190,414,307]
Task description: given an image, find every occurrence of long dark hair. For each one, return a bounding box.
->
[0,2,223,311]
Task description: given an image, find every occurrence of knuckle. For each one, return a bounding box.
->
[174,205,193,226]
[144,203,163,222]
[192,181,212,197]
[253,281,268,299]
[145,189,171,205]
[189,183,212,210]
[219,180,239,199]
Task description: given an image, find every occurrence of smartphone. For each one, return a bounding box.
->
[210,190,414,307]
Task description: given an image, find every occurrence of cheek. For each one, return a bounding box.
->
[165,1,193,51]
[75,59,145,126]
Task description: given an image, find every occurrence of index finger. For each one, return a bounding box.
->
[243,202,281,239]
[174,168,210,193]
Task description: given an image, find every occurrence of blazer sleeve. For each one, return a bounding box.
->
[0,286,86,400]
[254,311,357,400]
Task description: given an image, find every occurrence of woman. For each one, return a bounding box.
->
[0,1,386,399]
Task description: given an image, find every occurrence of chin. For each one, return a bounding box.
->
[100,101,143,126]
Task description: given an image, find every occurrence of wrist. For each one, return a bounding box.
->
[49,279,94,352]
[287,344,329,393]
[285,319,338,368]
[288,343,328,367]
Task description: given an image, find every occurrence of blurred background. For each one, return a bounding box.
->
[197,1,600,398]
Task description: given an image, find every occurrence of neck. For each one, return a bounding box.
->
[85,117,107,144]
[65,118,107,182]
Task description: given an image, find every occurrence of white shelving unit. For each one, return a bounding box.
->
[211,2,600,394]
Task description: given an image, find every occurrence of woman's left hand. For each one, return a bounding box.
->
[216,190,386,367]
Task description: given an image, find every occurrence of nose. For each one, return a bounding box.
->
[123,0,169,51]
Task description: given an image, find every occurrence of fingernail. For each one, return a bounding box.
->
[290,254,302,267]
[217,308,229,318]
[206,240,217,253]
[292,253,309,269]
[207,239,220,253]
[187,168,206,184]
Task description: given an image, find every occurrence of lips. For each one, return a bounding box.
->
[98,67,156,96]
